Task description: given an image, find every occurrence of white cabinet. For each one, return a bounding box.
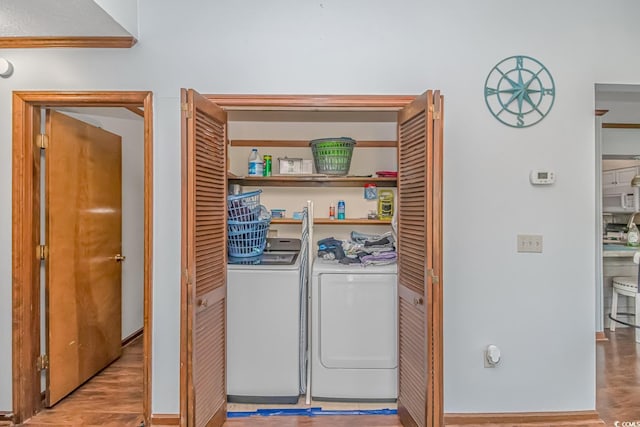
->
[602,170,617,187]
[603,166,638,193]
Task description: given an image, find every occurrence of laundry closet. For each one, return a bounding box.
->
[180,90,443,427]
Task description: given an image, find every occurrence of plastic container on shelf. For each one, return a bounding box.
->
[364,183,378,200]
[248,148,263,176]
[337,200,346,220]
[309,137,356,175]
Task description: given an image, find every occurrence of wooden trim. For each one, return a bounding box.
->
[12,94,41,424]
[122,328,143,347]
[151,413,180,425]
[425,90,435,427]
[228,176,397,188]
[142,92,154,427]
[13,91,151,107]
[230,139,396,147]
[595,109,609,117]
[205,94,416,110]
[596,331,609,342]
[444,410,604,425]
[0,36,137,49]
[432,92,444,427]
[126,106,145,118]
[602,123,640,129]
[270,218,303,224]
[179,88,189,427]
[12,91,153,426]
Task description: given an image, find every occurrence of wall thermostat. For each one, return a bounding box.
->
[529,170,555,185]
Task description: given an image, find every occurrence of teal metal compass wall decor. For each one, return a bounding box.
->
[484,55,555,128]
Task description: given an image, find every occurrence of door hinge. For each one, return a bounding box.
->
[428,269,439,284]
[36,134,49,149]
[428,104,441,119]
[181,103,192,119]
[37,245,48,260]
[37,354,49,371]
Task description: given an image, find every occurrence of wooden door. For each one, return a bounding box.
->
[396,90,444,427]
[181,89,228,427]
[45,110,123,406]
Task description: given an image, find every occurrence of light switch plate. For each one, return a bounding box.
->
[517,234,543,253]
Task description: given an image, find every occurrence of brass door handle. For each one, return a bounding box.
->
[114,254,126,262]
[413,297,424,306]
[198,298,209,308]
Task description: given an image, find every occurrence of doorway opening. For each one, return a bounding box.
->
[11,92,153,425]
[179,91,444,427]
[595,84,640,423]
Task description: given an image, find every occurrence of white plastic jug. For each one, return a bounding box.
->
[248,148,263,176]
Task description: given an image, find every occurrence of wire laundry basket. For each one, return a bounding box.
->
[309,137,356,175]
[227,190,262,221]
[227,217,271,257]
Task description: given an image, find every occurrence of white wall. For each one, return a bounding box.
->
[2,0,640,415]
[602,128,640,156]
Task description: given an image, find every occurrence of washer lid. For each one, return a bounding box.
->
[228,251,298,266]
[265,237,301,252]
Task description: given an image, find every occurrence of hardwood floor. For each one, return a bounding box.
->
[596,327,640,426]
[20,329,640,426]
[22,336,143,427]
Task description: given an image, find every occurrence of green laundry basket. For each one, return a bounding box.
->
[309,137,356,175]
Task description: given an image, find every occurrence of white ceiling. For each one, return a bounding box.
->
[0,0,132,37]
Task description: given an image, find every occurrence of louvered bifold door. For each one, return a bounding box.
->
[182,89,228,427]
[397,90,442,427]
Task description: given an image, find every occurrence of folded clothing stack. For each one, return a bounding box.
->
[316,231,397,266]
[317,237,346,261]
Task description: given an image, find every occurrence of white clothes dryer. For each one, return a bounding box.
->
[311,258,398,401]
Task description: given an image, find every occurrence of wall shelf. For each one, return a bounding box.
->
[316,218,391,225]
[271,218,391,225]
[230,139,397,148]
[229,176,396,188]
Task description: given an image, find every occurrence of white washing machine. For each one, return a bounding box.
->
[226,240,307,404]
[311,258,398,401]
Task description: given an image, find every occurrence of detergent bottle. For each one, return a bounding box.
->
[378,190,394,220]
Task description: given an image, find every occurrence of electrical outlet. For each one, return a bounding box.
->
[517,234,543,253]
[267,229,278,238]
